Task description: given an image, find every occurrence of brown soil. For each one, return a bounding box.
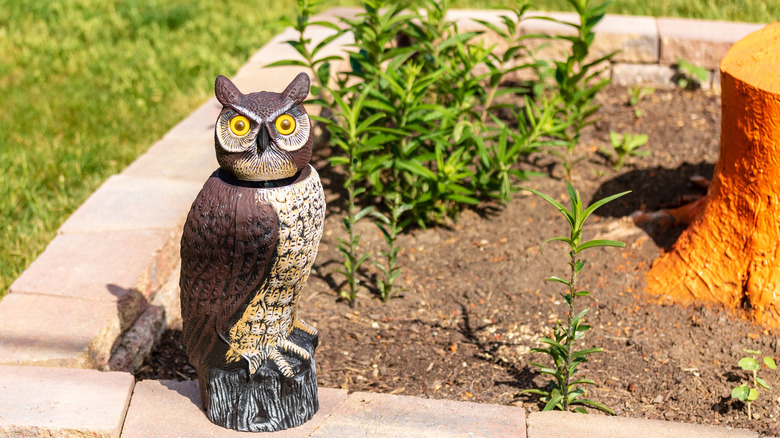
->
[137,86,780,435]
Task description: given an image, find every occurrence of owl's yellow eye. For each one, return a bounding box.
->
[275,114,296,135]
[229,115,251,136]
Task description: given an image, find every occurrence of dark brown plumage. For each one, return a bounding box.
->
[180,170,278,406]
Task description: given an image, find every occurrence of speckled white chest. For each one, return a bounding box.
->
[228,165,325,356]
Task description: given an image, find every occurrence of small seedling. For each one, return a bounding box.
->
[627,86,654,106]
[601,131,649,171]
[731,348,777,420]
[322,86,388,306]
[676,58,708,90]
[626,86,654,117]
[519,181,630,414]
[372,193,411,302]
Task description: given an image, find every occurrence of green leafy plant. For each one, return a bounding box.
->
[266,0,342,100]
[519,181,630,413]
[547,0,617,178]
[344,0,526,224]
[601,131,649,171]
[315,86,392,306]
[731,348,777,420]
[275,0,614,305]
[371,193,411,302]
[278,0,570,229]
[675,58,708,90]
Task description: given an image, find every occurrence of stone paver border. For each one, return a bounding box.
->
[0,366,760,437]
[0,7,769,437]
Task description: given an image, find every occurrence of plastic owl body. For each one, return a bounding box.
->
[179,73,324,431]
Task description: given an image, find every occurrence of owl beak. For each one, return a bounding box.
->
[256,127,270,153]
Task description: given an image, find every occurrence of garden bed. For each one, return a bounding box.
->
[137,84,780,435]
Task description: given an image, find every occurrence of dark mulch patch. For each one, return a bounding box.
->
[136,86,780,435]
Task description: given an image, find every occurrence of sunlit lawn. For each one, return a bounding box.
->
[0,0,772,299]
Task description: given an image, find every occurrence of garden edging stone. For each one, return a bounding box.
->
[121,381,348,437]
[658,17,765,69]
[526,411,759,438]
[0,365,134,438]
[0,8,771,437]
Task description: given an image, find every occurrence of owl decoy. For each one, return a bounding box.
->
[179,72,325,426]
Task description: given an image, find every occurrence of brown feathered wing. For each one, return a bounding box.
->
[179,171,278,373]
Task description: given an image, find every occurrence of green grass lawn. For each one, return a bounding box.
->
[0,0,773,300]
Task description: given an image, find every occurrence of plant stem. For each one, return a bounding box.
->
[749,368,758,420]
[384,196,400,302]
[345,148,358,306]
[479,83,500,127]
[616,154,625,171]
[562,249,579,411]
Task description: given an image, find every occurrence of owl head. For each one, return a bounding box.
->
[213,73,312,182]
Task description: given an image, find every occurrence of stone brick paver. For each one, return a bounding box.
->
[526,411,758,438]
[163,97,222,141]
[0,365,134,438]
[58,174,202,233]
[611,63,677,88]
[515,11,579,63]
[592,15,658,63]
[10,230,176,308]
[121,381,348,437]
[0,293,120,368]
[235,24,354,95]
[658,18,764,68]
[121,137,217,183]
[310,391,526,438]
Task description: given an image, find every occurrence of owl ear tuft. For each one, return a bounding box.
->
[281,73,311,104]
[215,75,242,106]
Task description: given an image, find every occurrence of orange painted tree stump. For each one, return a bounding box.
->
[646,22,780,326]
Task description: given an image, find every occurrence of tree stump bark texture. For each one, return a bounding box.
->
[646,22,780,326]
[205,329,319,432]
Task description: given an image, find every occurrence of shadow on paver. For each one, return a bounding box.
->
[160,379,202,409]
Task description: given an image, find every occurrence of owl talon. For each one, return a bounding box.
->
[294,318,318,336]
[269,349,294,378]
[279,339,311,361]
[244,354,264,376]
[243,339,311,379]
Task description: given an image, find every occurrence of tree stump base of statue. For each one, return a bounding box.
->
[205,329,319,432]
[646,22,780,326]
